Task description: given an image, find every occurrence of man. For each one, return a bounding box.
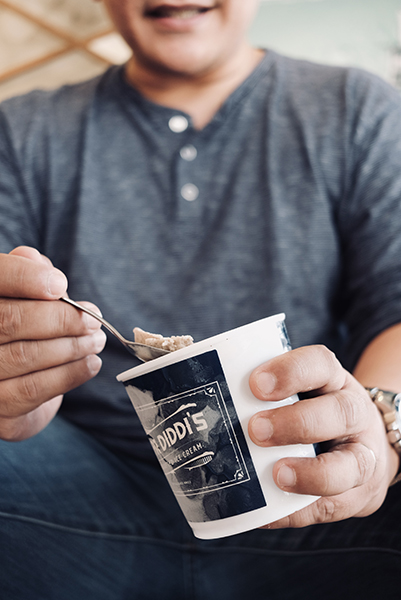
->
[0,1,401,597]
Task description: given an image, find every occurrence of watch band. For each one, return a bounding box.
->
[365,387,401,485]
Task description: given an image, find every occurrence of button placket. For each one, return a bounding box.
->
[179,146,200,203]
[179,140,198,201]
[167,113,201,212]
[180,137,199,202]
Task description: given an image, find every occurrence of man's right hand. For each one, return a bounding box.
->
[0,246,106,441]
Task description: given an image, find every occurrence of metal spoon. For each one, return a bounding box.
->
[60,297,170,362]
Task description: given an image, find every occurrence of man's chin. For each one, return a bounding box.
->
[132,44,220,79]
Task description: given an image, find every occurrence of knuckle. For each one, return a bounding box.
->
[281,345,343,393]
[316,345,345,388]
[69,335,85,360]
[60,304,95,336]
[354,445,376,485]
[296,403,320,442]
[0,380,27,419]
[58,303,71,334]
[313,496,337,523]
[335,389,366,431]
[275,351,310,392]
[16,372,40,407]
[318,345,338,368]
[8,340,34,371]
[314,454,333,494]
[286,352,309,382]
[0,301,23,341]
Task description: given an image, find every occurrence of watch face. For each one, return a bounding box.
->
[395,395,401,430]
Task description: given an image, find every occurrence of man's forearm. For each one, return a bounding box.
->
[353,323,401,390]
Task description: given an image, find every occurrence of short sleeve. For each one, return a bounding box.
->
[339,71,401,367]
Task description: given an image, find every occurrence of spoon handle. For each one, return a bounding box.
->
[60,296,170,361]
[60,297,129,346]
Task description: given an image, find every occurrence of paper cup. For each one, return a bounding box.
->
[117,314,318,539]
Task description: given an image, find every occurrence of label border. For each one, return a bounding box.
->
[137,381,251,496]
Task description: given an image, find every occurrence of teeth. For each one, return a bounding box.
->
[150,6,207,19]
[170,9,200,18]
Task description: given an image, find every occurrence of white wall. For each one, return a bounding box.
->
[249,0,401,89]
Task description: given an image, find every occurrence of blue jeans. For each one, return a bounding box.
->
[0,416,400,600]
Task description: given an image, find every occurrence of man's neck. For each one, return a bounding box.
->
[125,46,265,130]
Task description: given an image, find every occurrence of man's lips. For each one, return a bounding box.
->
[145,4,213,19]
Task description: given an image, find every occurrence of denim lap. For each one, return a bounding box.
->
[1,416,400,600]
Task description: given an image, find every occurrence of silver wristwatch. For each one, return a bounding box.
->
[366,387,401,485]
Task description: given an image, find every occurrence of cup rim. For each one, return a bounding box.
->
[117,312,285,382]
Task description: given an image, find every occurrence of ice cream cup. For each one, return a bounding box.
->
[117,313,318,540]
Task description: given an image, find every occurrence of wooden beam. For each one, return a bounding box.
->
[0,0,115,84]
[0,0,114,45]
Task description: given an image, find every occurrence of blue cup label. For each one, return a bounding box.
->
[124,350,266,523]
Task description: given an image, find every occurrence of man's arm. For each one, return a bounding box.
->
[247,327,401,528]
[353,323,401,391]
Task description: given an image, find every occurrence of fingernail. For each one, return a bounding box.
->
[251,416,273,442]
[93,330,107,352]
[47,271,67,297]
[254,371,276,398]
[87,354,102,375]
[277,465,296,488]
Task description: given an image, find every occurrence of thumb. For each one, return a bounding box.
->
[9,246,54,267]
[2,246,68,299]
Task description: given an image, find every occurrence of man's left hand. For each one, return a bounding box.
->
[248,345,399,528]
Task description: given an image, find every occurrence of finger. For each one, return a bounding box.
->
[264,481,387,529]
[0,252,67,299]
[249,345,346,402]
[248,384,372,446]
[9,246,53,267]
[262,496,341,529]
[0,299,102,344]
[0,330,107,381]
[0,395,63,442]
[272,443,377,496]
[0,354,102,418]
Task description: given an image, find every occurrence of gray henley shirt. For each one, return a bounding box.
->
[1,50,401,457]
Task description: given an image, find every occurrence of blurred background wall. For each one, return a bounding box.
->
[250,0,401,90]
[0,0,400,103]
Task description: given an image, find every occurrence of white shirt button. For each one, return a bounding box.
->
[180,145,197,161]
[181,183,199,202]
[169,115,189,133]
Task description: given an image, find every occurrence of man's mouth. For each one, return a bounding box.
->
[145,4,213,20]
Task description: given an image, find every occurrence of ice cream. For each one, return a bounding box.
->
[134,327,194,352]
